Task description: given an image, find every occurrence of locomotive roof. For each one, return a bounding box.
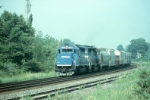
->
[58,44,78,49]
[98,48,115,51]
[76,44,96,48]
[58,44,97,50]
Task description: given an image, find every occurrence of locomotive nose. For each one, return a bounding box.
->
[55,53,75,75]
[56,53,73,66]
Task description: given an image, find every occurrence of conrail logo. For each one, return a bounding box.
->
[61,56,70,58]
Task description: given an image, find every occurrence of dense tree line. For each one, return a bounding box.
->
[0,11,35,76]
[117,38,150,60]
[0,11,73,76]
[30,34,59,72]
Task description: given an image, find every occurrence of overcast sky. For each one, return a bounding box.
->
[0,0,150,49]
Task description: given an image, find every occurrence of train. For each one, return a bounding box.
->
[55,44,131,76]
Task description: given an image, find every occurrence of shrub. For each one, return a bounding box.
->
[0,62,24,76]
[135,65,150,99]
[134,57,150,62]
[25,59,44,72]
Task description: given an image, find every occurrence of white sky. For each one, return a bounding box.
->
[0,0,150,49]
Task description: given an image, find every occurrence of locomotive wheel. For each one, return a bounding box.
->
[104,66,109,70]
[100,65,103,71]
[92,66,100,72]
[74,69,79,75]
[78,67,88,74]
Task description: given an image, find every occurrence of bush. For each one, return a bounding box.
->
[25,59,44,72]
[135,64,150,99]
[0,62,24,76]
[134,56,150,62]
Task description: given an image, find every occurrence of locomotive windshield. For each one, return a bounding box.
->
[62,49,72,52]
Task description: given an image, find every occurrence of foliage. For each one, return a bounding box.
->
[117,44,124,51]
[135,65,150,100]
[0,62,25,77]
[0,10,62,76]
[146,42,150,58]
[0,11,34,75]
[127,38,148,59]
[24,59,43,72]
[134,57,150,62]
[32,34,59,72]
[0,10,75,77]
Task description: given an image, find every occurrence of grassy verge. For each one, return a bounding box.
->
[0,71,56,84]
[52,62,150,100]
[85,76,138,100]
[84,62,150,100]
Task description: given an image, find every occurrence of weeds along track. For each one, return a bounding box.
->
[0,64,138,100]
[32,76,118,100]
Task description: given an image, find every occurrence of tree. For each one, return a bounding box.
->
[117,44,124,51]
[0,11,35,75]
[127,38,148,59]
[145,42,150,59]
[31,34,59,72]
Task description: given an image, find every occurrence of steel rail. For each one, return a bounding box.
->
[30,76,120,100]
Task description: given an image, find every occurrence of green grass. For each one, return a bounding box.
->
[0,71,56,84]
[84,61,150,100]
[85,80,138,100]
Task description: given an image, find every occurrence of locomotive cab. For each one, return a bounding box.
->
[55,44,78,76]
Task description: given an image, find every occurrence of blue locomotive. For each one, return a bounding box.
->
[55,44,99,76]
[55,44,131,76]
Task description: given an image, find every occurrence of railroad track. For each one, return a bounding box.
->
[0,64,138,100]
[32,76,118,100]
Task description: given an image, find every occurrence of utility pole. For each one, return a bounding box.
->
[24,0,31,20]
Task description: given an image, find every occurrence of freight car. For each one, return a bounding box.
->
[55,44,131,76]
[97,48,116,70]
